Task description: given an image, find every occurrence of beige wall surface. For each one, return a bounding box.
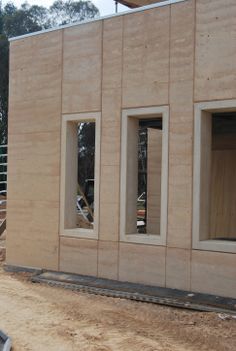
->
[195,0,236,101]
[7,0,236,298]
[7,31,63,270]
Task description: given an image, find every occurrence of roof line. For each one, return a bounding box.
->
[116,0,138,8]
[9,0,187,42]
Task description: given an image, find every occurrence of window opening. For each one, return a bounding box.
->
[126,117,163,235]
[76,122,95,230]
[209,112,236,241]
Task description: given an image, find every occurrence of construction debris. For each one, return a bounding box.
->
[0,330,11,351]
[218,313,236,321]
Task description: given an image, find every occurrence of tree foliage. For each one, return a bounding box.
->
[49,0,99,27]
[0,0,99,144]
[3,3,46,37]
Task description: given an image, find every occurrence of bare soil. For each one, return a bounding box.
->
[0,264,235,351]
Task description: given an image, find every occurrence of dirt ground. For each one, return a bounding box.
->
[0,264,235,351]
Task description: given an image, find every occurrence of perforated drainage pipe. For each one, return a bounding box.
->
[0,330,11,351]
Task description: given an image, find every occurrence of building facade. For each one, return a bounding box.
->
[7,0,236,298]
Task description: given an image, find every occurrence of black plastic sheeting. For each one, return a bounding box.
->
[32,271,236,314]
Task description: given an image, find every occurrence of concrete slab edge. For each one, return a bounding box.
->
[4,265,235,314]
[4,264,43,274]
[31,276,236,314]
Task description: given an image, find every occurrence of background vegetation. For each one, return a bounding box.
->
[0,0,99,144]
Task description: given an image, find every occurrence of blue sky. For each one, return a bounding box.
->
[3,0,130,16]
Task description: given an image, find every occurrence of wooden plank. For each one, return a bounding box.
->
[210,150,236,239]
[125,118,139,234]
[146,128,162,234]
[212,134,236,150]
[199,112,212,241]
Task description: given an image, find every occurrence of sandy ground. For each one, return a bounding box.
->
[0,265,235,351]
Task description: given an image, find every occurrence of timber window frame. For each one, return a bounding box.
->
[60,112,101,239]
[120,106,169,246]
[193,100,236,254]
